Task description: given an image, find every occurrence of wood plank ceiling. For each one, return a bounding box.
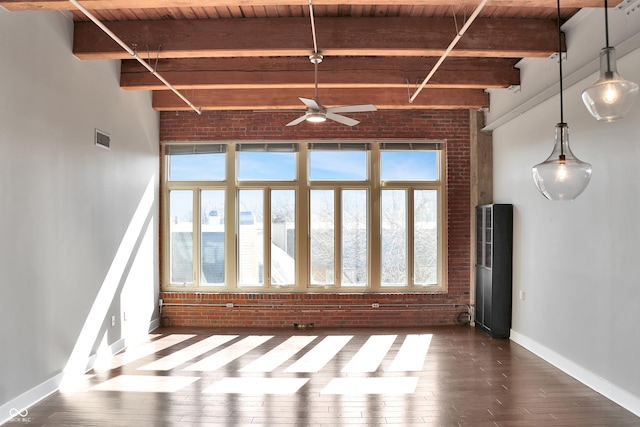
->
[1,0,618,112]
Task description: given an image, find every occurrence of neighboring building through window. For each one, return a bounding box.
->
[163,140,445,292]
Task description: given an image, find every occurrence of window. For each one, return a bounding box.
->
[163,140,444,292]
[201,190,225,286]
[381,189,407,286]
[308,142,369,181]
[167,144,226,181]
[309,189,335,285]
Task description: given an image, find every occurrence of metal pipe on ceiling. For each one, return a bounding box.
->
[409,0,489,103]
[69,0,202,115]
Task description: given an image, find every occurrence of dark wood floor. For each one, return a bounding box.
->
[5,325,639,426]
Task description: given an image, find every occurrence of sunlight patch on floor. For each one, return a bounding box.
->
[138,335,238,371]
[184,335,273,371]
[283,335,353,373]
[240,335,317,372]
[320,377,419,395]
[388,334,432,371]
[59,375,96,393]
[90,375,199,393]
[109,334,196,369]
[204,378,309,395]
[76,333,431,397]
[341,335,397,372]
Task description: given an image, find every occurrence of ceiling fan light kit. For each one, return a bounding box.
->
[305,112,327,123]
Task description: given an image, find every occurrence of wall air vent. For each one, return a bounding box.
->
[95,129,111,150]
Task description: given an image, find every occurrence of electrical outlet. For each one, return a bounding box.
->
[111,315,116,327]
[226,302,234,308]
[372,303,380,308]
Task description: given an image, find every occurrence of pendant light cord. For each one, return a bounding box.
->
[604,0,612,73]
[557,0,564,126]
[557,0,565,158]
[604,0,610,48]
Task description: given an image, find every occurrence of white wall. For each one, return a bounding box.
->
[489,7,640,416]
[0,9,160,419]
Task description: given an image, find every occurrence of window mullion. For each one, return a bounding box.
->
[408,188,415,288]
[437,150,445,287]
[437,179,445,287]
[298,144,309,291]
[226,143,238,290]
[193,188,202,286]
[370,145,381,291]
[335,188,342,288]
[264,188,272,288]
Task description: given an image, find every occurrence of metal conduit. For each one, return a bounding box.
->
[160,301,470,311]
[159,301,472,325]
[69,0,202,115]
[409,0,489,103]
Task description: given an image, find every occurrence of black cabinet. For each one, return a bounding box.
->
[475,204,513,338]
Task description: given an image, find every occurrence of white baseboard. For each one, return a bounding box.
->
[84,337,126,372]
[0,372,62,426]
[148,317,160,332]
[1,319,161,425]
[510,329,640,418]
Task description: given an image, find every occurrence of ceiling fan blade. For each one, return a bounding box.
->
[285,115,309,127]
[299,97,321,111]
[326,112,360,126]
[327,104,378,114]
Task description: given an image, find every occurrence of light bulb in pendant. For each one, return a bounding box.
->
[555,156,568,182]
[602,83,619,105]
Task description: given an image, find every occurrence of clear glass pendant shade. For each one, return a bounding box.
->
[532,123,592,201]
[581,47,639,121]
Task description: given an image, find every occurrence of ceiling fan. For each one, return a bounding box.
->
[286,1,377,127]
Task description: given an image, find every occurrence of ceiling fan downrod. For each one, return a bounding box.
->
[309,52,323,102]
[284,0,377,127]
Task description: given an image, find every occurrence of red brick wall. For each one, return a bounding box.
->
[159,109,471,328]
[159,292,470,328]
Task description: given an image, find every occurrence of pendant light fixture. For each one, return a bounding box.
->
[532,0,592,201]
[581,0,639,121]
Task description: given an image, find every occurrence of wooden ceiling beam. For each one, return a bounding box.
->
[120,57,520,90]
[73,17,561,60]
[151,87,489,110]
[0,0,621,11]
